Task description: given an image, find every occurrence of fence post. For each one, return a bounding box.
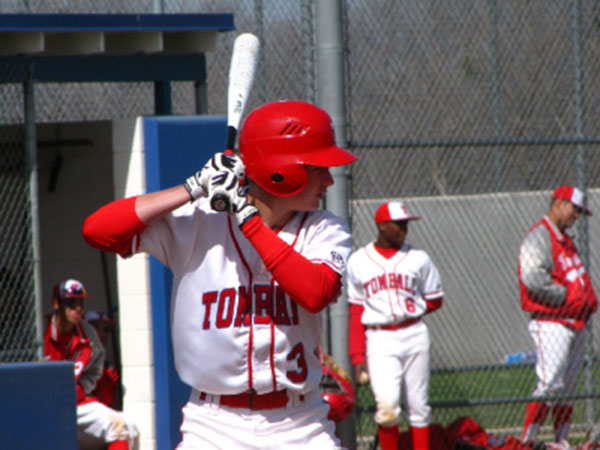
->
[315,1,356,448]
[570,0,595,430]
[24,67,43,360]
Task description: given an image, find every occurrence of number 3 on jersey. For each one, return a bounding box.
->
[286,343,308,382]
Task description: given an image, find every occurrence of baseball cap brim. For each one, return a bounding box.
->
[375,202,420,224]
[552,185,592,215]
[61,291,92,299]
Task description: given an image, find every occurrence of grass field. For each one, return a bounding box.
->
[354,362,600,447]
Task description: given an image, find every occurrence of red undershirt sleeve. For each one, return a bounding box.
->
[349,303,366,365]
[241,215,342,313]
[425,298,443,314]
[82,196,147,257]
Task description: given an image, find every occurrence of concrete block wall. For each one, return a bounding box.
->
[113,118,156,450]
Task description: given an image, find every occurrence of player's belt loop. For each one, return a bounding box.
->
[248,389,254,410]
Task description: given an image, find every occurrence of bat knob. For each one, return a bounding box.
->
[210,194,230,212]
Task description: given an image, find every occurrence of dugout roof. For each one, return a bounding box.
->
[0,13,234,83]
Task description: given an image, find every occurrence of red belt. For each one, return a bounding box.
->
[366,317,421,331]
[199,389,294,410]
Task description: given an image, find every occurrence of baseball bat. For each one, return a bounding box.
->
[210,32,260,212]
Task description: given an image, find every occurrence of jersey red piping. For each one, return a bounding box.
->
[267,212,306,392]
[228,216,255,390]
[365,245,399,322]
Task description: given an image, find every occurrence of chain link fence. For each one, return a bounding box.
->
[0,73,38,362]
[346,0,600,446]
[1,0,599,447]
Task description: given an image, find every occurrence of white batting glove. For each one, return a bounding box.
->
[231,183,259,227]
[211,175,258,226]
[183,152,245,202]
[211,152,245,177]
[206,170,239,207]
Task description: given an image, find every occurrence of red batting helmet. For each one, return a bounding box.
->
[239,100,358,197]
[320,361,356,422]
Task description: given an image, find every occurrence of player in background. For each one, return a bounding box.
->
[519,185,597,446]
[82,100,358,449]
[43,279,139,450]
[85,310,120,409]
[346,202,443,450]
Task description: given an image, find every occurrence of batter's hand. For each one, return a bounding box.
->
[209,171,258,226]
[211,151,245,177]
[183,163,213,201]
[230,182,259,226]
[183,152,245,201]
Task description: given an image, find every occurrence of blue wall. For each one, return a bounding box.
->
[0,362,78,449]
[142,116,227,449]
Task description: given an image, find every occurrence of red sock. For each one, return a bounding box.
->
[552,404,573,442]
[378,424,400,450]
[108,440,129,450]
[521,401,549,443]
[411,426,430,450]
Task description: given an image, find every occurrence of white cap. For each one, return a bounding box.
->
[374,202,420,224]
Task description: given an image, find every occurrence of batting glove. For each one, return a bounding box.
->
[231,184,259,227]
[183,152,245,202]
[206,170,239,207]
[212,176,258,226]
[212,151,245,177]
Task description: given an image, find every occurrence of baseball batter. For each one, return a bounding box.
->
[43,279,139,450]
[519,185,597,446]
[346,202,443,450]
[82,101,358,449]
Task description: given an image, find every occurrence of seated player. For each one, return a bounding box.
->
[43,279,139,450]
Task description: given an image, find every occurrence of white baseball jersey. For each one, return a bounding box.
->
[346,242,443,324]
[134,197,351,396]
[346,241,443,429]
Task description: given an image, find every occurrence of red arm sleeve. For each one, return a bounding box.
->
[425,297,443,315]
[349,303,366,365]
[82,196,147,256]
[241,215,342,313]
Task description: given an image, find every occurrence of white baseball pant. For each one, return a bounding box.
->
[177,389,342,449]
[528,320,586,397]
[366,321,431,428]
